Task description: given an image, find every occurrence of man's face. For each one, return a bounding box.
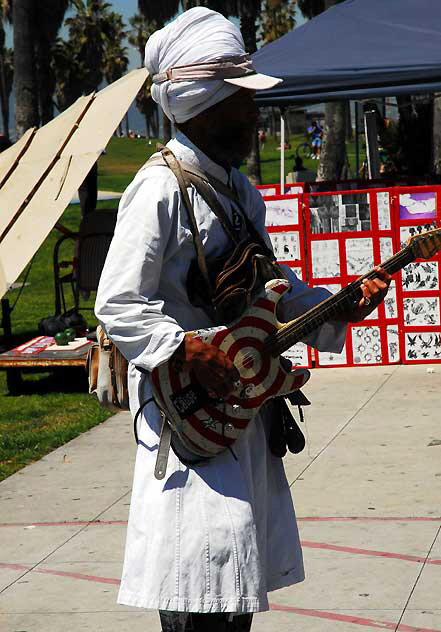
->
[203,88,259,167]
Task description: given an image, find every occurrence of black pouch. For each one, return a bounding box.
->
[269,392,310,458]
[187,237,286,325]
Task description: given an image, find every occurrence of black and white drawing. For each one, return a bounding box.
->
[264,198,299,226]
[400,222,437,249]
[309,192,371,234]
[259,186,277,197]
[380,237,393,262]
[311,239,340,278]
[384,280,397,319]
[283,342,309,367]
[317,346,347,366]
[403,296,440,326]
[401,261,439,291]
[345,238,374,275]
[269,231,300,261]
[351,325,382,364]
[290,266,304,281]
[405,331,441,360]
[377,191,391,230]
[387,326,400,363]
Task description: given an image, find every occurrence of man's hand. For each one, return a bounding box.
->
[171,334,239,399]
[344,267,392,323]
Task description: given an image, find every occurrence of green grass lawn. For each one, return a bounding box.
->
[0,132,362,482]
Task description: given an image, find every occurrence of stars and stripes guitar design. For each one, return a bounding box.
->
[151,228,441,458]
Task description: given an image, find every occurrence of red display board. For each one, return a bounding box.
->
[262,184,441,368]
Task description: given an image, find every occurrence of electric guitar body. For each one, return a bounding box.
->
[151,227,441,459]
[151,279,310,458]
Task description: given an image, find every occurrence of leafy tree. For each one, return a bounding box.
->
[259,0,296,46]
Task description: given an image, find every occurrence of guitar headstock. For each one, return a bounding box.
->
[407,228,441,259]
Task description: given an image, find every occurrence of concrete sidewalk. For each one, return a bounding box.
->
[1,364,440,631]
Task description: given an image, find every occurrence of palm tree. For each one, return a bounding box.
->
[128,14,158,138]
[13,0,39,138]
[0,1,12,138]
[34,1,71,125]
[137,1,181,141]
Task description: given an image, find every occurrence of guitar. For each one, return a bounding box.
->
[151,228,441,458]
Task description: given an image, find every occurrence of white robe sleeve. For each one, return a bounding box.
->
[246,182,347,353]
[95,170,185,371]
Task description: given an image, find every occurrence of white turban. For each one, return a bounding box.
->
[144,7,281,124]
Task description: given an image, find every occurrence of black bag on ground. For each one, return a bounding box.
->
[38,309,88,336]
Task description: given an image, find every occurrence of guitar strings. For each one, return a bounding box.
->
[236,248,415,368]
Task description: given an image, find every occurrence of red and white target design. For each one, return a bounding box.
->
[151,279,310,458]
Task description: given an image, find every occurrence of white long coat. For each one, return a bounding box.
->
[95,132,346,613]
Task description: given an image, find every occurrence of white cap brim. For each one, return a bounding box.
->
[224,72,283,90]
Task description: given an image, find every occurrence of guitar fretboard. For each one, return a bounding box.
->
[267,244,415,357]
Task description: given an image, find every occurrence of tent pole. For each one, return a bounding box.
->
[363,109,380,179]
[280,108,285,191]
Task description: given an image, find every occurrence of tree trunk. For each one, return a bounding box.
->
[433,93,441,179]
[317,101,348,181]
[36,40,55,125]
[13,0,39,137]
[0,53,9,138]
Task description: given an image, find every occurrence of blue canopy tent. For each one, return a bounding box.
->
[253,0,441,105]
[252,0,441,184]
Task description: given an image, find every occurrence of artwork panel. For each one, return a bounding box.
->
[405,331,441,361]
[311,239,340,278]
[377,191,391,230]
[265,198,299,225]
[269,231,300,261]
[258,186,277,197]
[283,185,303,195]
[403,296,440,326]
[317,346,347,366]
[384,280,398,319]
[380,237,393,262]
[401,261,439,291]
[387,326,400,363]
[309,194,340,234]
[282,342,309,367]
[399,192,436,221]
[345,238,374,275]
[351,325,382,364]
[399,222,437,249]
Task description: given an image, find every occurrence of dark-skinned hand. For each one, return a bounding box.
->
[345,267,392,323]
[171,334,239,399]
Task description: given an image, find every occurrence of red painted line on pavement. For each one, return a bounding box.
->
[297,516,441,522]
[1,516,440,528]
[268,604,441,632]
[0,562,120,585]
[0,520,128,528]
[2,563,440,632]
[301,540,441,565]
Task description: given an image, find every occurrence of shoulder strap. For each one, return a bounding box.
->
[158,146,213,299]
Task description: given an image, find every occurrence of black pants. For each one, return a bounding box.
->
[159,610,253,632]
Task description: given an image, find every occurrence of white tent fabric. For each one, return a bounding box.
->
[0,67,148,299]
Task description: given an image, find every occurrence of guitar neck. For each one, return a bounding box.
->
[269,244,415,357]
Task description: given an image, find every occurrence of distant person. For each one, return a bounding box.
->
[307,120,323,159]
[258,129,266,151]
